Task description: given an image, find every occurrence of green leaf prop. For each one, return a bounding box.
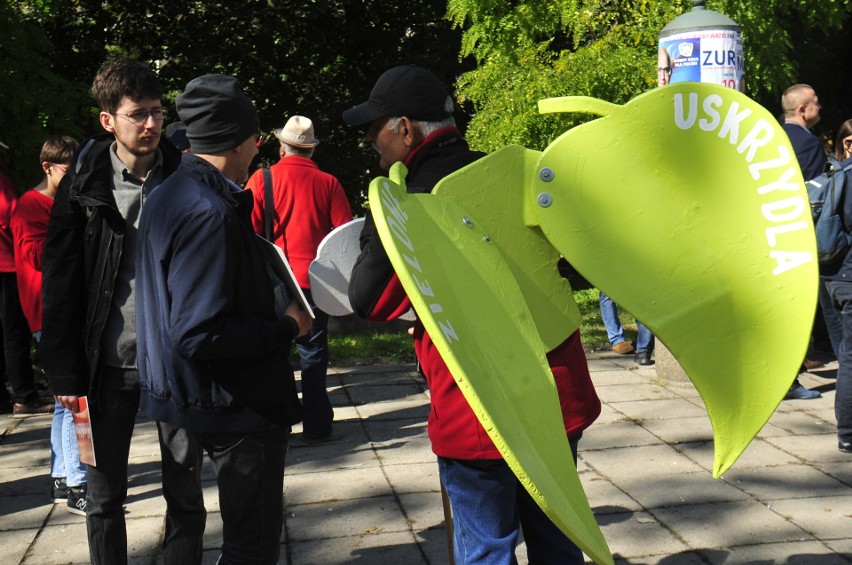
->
[535,83,817,476]
[369,165,613,565]
[366,82,815,565]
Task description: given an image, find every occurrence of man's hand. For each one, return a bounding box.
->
[55,395,79,412]
[285,303,313,337]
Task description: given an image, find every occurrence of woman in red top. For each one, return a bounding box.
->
[11,136,88,515]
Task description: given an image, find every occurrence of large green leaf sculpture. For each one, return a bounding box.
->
[365,82,816,565]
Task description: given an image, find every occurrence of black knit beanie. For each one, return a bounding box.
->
[176,74,259,154]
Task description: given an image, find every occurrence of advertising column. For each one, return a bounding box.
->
[658,0,744,90]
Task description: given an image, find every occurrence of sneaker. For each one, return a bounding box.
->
[784,383,821,400]
[612,342,635,355]
[67,484,88,516]
[52,477,69,502]
[11,401,54,418]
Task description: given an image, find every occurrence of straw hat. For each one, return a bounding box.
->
[274,116,320,148]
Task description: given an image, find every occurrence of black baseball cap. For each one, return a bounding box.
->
[343,65,452,126]
[165,122,190,152]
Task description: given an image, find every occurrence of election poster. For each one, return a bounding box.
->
[659,29,744,91]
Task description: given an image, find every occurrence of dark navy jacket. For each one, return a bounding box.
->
[136,154,302,433]
[783,122,826,181]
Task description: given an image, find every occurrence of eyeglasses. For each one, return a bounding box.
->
[50,163,69,173]
[843,137,852,148]
[366,116,391,140]
[113,109,166,125]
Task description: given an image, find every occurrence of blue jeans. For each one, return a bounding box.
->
[824,279,852,444]
[51,401,87,486]
[86,367,140,565]
[599,291,654,352]
[438,437,584,565]
[157,420,288,564]
[297,289,333,438]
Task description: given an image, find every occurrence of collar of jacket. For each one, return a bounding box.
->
[178,153,253,223]
[66,132,182,209]
[402,127,484,194]
[403,126,464,171]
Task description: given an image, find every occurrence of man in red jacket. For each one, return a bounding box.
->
[343,65,600,565]
[245,116,352,442]
[0,148,52,417]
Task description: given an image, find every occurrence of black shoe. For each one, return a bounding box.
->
[840,441,852,454]
[11,401,54,418]
[52,477,69,502]
[634,350,654,366]
[67,484,87,516]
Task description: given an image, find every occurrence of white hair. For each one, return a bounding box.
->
[280,142,314,158]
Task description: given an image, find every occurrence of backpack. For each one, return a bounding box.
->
[805,157,852,265]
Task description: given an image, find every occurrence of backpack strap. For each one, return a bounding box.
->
[832,160,852,239]
[262,167,274,242]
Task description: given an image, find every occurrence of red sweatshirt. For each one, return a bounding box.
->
[11,189,52,331]
[0,173,18,273]
[246,156,352,288]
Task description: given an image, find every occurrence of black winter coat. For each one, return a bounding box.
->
[41,133,181,399]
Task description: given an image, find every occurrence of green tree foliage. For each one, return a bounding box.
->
[4,0,471,210]
[448,0,852,153]
[0,1,89,189]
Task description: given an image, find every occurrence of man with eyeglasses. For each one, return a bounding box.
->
[41,59,181,564]
[657,46,673,86]
[343,65,600,565]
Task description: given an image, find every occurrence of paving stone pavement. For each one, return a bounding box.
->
[1,352,850,564]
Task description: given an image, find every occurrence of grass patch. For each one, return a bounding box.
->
[329,330,415,365]
[323,288,642,364]
[575,288,640,351]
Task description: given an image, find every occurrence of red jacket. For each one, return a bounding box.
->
[11,189,52,332]
[349,129,601,460]
[0,173,18,273]
[246,156,352,288]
